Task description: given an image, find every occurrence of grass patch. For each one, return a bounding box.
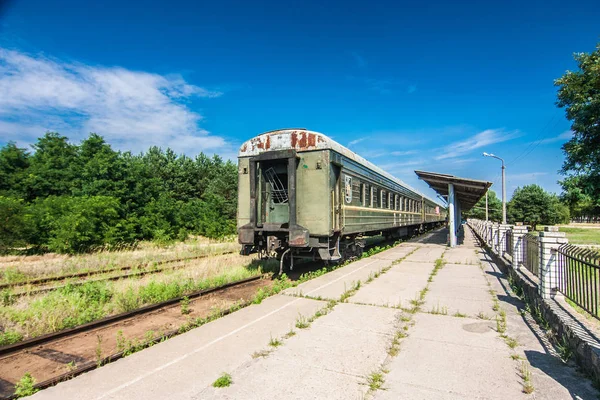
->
[453,311,468,318]
[268,335,282,347]
[212,373,233,388]
[559,227,600,245]
[477,312,490,320]
[520,361,534,394]
[295,314,310,329]
[430,303,448,315]
[366,371,386,391]
[505,336,519,349]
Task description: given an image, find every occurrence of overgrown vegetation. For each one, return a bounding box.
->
[555,42,600,222]
[0,261,270,344]
[0,133,237,254]
[13,373,38,398]
[212,373,233,388]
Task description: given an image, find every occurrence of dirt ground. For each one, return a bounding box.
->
[0,279,271,398]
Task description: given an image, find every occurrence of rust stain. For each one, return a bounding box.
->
[291,132,298,148]
[298,132,307,148]
[241,143,247,152]
[265,134,271,149]
[307,132,316,147]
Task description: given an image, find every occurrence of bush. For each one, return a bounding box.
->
[29,196,122,253]
[0,196,34,253]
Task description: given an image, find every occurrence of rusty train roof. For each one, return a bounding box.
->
[239,129,444,208]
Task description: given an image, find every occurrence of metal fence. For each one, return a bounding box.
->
[557,244,600,319]
[523,234,540,277]
[505,230,513,256]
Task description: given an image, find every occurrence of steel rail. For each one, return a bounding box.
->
[0,251,236,290]
[0,274,262,357]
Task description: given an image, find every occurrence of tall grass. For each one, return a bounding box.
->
[0,256,276,345]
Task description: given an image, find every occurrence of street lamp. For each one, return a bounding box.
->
[482,152,506,224]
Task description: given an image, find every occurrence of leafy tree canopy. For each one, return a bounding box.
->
[555,42,600,218]
[508,185,570,230]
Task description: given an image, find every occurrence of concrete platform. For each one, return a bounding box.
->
[282,244,413,300]
[403,246,446,263]
[378,313,526,400]
[423,262,494,317]
[30,227,599,400]
[31,295,326,400]
[350,261,434,308]
[197,303,400,400]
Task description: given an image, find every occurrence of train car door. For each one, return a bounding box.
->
[260,160,290,225]
[330,164,341,232]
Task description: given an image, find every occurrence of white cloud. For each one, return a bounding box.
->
[435,129,520,160]
[390,150,418,156]
[537,130,573,144]
[348,137,369,147]
[0,48,227,155]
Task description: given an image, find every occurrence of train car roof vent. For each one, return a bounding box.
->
[259,128,307,135]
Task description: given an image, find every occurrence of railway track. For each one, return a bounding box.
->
[0,275,266,399]
[0,228,441,398]
[0,251,237,297]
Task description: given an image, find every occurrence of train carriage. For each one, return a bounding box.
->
[237,129,446,265]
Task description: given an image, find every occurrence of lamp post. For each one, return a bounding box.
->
[482,152,506,224]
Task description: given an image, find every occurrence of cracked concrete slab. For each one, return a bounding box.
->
[197,303,399,400]
[31,296,326,400]
[350,262,434,308]
[380,314,527,400]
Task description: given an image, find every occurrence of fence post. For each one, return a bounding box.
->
[511,224,528,269]
[491,223,500,254]
[539,226,568,299]
[498,224,511,255]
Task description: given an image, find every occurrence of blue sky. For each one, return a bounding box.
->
[1,0,599,202]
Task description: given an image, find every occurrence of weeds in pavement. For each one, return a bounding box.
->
[268,334,282,347]
[520,361,534,394]
[366,371,386,391]
[453,311,468,318]
[212,373,233,388]
[295,314,310,329]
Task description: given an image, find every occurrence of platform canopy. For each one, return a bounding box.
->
[414,170,492,211]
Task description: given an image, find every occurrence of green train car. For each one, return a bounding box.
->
[237,129,446,266]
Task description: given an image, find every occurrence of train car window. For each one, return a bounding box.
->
[370,186,374,207]
[360,183,365,206]
[388,193,392,209]
[380,191,385,209]
[395,195,399,211]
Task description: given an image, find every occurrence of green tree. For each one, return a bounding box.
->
[0,143,30,198]
[24,132,79,200]
[0,197,34,252]
[508,185,569,230]
[463,190,503,222]
[555,42,600,218]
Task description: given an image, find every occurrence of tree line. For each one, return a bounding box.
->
[0,132,238,254]
[463,186,570,230]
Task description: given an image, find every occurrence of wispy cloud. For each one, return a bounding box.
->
[537,130,573,145]
[348,137,369,147]
[0,48,227,155]
[350,51,367,68]
[390,150,418,156]
[435,129,520,160]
